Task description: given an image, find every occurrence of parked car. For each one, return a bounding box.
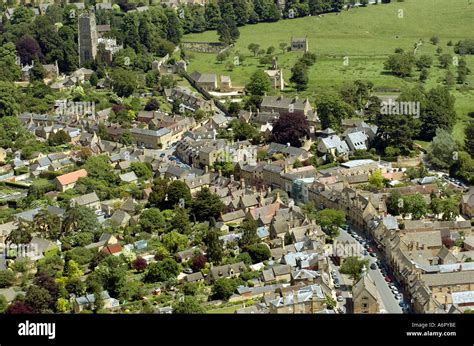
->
[392,288,399,295]
[334,283,341,288]
[337,296,344,302]
[395,293,403,300]
[370,252,377,257]
[384,276,392,283]
[370,263,377,270]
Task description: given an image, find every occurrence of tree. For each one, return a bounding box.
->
[239,219,259,246]
[56,298,71,313]
[154,245,170,261]
[279,42,288,53]
[0,44,21,82]
[94,256,128,297]
[191,188,225,222]
[245,243,270,263]
[132,257,147,272]
[130,162,153,180]
[62,205,100,236]
[89,72,98,87]
[0,82,20,117]
[111,68,136,97]
[11,6,34,24]
[65,260,84,279]
[340,257,369,281]
[217,16,239,44]
[420,87,456,140]
[34,273,59,309]
[204,229,224,264]
[430,36,440,45]
[204,1,222,29]
[191,254,207,271]
[316,92,354,132]
[432,196,460,221]
[290,62,309,91]
[271,112,310,147]
[145,98,160,111]
[438,54,452,69]
[162,231,188,253]
[212,278,236,300]
[445,70,455,87]
[6,221,32,246]
[5,301,34,314]
[144,259,180,283]
[0,294,7,313]
[139,208,166,234]
[148,178,169,208]
[84,155,118,184]
[403,194,428,220]
[451,151,474,184]
[375,89,420,153]
[48,129,71,146]
[339,80,372,111]
[314,209,346,239]
[173,296,205,313]
[213,160,234,177]
[217,19,232,45]
[248,43,260,56]
[384,53,415,77]
[30,58,46,81]
[166,180,192,208]
[25,285,52,313]
[415,54,433,70]
[228,119,261,143]
[419,68,429,82]
[16,35,43,65]
[30,208,61,240]
[457,58,470,84]
[170,207,192,234]
[245,69,271,96]
[465,121,474,157]
[0,270,15,288]
[427,128,458,169]
[368,170,385,189]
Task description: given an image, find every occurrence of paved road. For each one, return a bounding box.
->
[335,229,403,314]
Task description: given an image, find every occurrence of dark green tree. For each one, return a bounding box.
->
[191,188,224,221]
[173,296,205,313]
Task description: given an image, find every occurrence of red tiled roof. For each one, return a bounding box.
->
[56,169,87,186]
[101,244,123,255]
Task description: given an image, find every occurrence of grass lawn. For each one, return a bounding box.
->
[182,0,474,143]
[206,304,245,314]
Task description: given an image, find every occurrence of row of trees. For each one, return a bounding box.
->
[387,190,460,221]
[178,0,348,36]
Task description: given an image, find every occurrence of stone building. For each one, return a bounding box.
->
[78,14,98,65]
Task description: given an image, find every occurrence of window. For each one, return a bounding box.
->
[362,303,368,308]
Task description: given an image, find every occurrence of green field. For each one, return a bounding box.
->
[182,0,474,142]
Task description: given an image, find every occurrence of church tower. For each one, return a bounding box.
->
[78,14,98,66]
